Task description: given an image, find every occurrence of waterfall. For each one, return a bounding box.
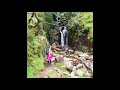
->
[59,26,68,47]
[52,12,68,47]
[59,27,64,47]
[62,26,68,46]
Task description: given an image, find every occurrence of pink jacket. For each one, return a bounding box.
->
[46,52,52,62]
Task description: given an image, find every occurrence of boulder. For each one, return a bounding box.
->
[79,53,89,57]
[74,51,80,56]
[72,59,79,66]
[75,69,83,76]
[62,45,69,51]
[58,51,66,56]
[79,57,86,61]
[51,57,56,62]
[63,57,71,62]
[71,71,75,77]
[86,71,92,77]
[76,63,83,69]
[89,55,93,60]
[72,66,77,71]
[65,61,73,71]
[88,62,93,72]
[68,49,74,54]
[55,54,63,62]
[74,51,83,56]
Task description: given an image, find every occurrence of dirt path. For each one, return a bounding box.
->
[37,62,64,78]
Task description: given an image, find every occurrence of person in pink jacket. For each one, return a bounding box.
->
[46,46,52,64]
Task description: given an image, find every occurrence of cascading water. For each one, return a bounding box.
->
[62,26,68,46]
[52,12,68,47]
[59,27,64,47]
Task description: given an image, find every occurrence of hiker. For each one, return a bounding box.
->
[45,49,49,55]
[46,46,53,64]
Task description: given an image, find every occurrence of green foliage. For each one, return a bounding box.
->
[44,12,54,35]
[48,70,57,78]
[80,12,93,42]
[27,12,51,78]
[55,62,64,69]
[36,12,45,22]
[80,46,89,52]
[27,66,37,78]
[67,12,93,50]
[68,12,93,39]
[62,74,71,78]
[27,12,39,28]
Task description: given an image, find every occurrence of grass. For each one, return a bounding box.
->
[55,62,64,69]
[62,74,71,78]
[27,66,37,78]
[48,70,57,78]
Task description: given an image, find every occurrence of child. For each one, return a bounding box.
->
[46,46,52,64]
